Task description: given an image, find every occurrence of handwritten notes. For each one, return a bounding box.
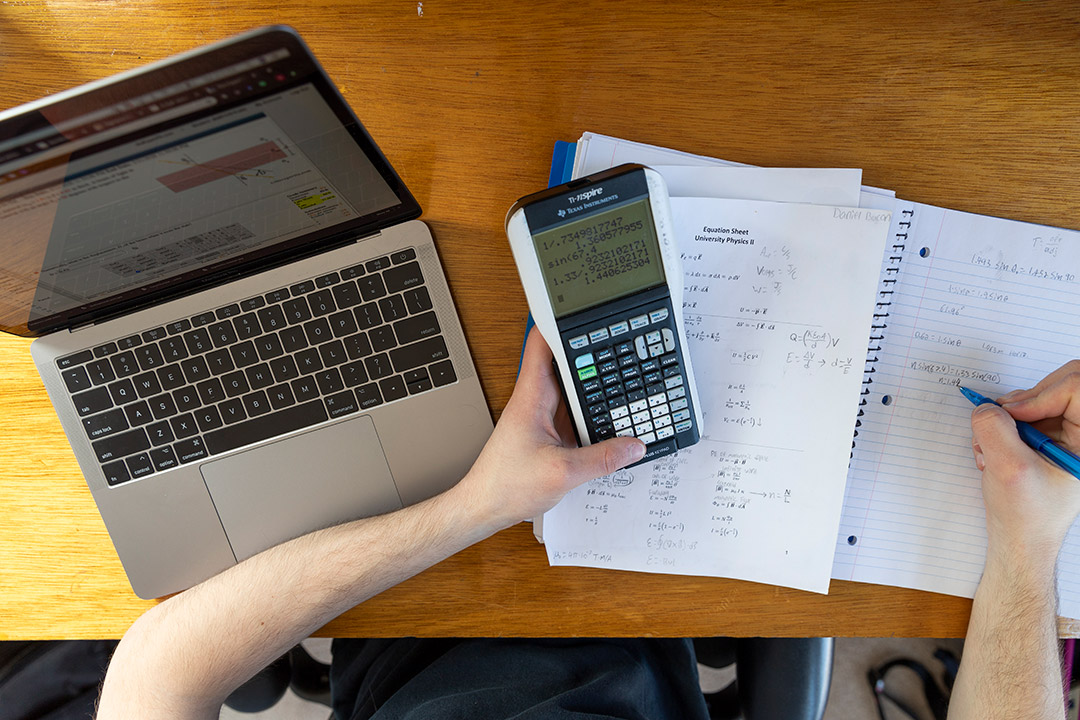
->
[833,201,1080,618]
[544,199,891,592]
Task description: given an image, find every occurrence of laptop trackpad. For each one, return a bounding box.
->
[201,416,403,562]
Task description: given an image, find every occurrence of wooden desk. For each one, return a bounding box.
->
[3,0,1080,640]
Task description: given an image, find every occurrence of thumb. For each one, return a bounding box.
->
[971,403,1027,468]
[561,437,646,484]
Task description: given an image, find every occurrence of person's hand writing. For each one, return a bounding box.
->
[457,328,645,532]
[970,360,1080,568]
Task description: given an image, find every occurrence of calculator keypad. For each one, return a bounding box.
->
[563,302,698,463]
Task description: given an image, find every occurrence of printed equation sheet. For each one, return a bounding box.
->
[543,198,891,593]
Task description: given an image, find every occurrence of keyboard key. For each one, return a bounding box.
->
[290,280,316,296]
[393,311,441,345]
[132,371,162,398]
[240,296,266,312]
[354,383,383,409]
[101,460,130,486]
[93,342,118,358]
[429,359,456,387]
[364,353,394,380]
[108,378,137,405]
[315,368,344,395]
[92,428,150,463]
[291,376,320,402]
[391,248,417,264]
[209,321,238,348]
[357,275,387,301]
[142,327,166,342]
[230,341,259,368]
[316,272,340,288]
[196,406,223,432]
[167,320,191,335]
[191,311,217,327]
[383,262,424,293]
[196,378,226,405]
[216,304,241,320]
[146,421,175,446]
[150,446,178,471]
[341,263,365,280]
[242,391,272,418]
[57,350,94,369]
[72,387,112,416]
[331,281,362,309]
[160,337,188,363]
[318,339,347,367]
[268,383,295,410]
[150,393,179,419]
[269,356,300,383]
[304,317,333,345]
[62,367,91,393]
[265,289,290,305]
[181,356,210,384]
[378,295,408,323]
[245,363,274,390]
[220,399,247,424]
[174,436,208,464]
[118,335,142,350]
[283,297,312,324]
[170,413,199,439]
[341,360,369,387]
[366,256,392,272]
[379,376,408,402]
[86,359,116,385]
[279,326,309,353]
[83,408,129,440]
[110,351,140,378]
[257,305,287,333]
[354,302,382,330]
[324,390,359,418]
[222,371,250,398]
[369,326,397,352]
[403,287,432,315]
[329,310,358,338]
[255,333,285,361]
[124,401,153,427]
[204,400,328,456]
[157,364,186,391]
[308,289,336,317]
[344,333,373,360]
[403,368,429,385]
[295,348,323,375]
[173,387,200,413]
[406,377,433,395]
[389,336,449,373]
[135,344,165,371]
[232,314,261,340]
[205,349,235,376]
[126,453,155,479]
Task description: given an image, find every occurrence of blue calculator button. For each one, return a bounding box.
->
[609,321,630,336]
[588,327,610,343]
[574,353,594,369]
[569,335,589,350]
[629,314,649,330]
[648,308,669,324]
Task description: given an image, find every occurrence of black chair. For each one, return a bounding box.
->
[227,637,834,719]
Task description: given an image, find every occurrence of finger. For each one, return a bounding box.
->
[515,328,562,415]
[970,403,1036,471]
[559,437,646,485]
[997,360,1080,405]
[1000,369,1080,429]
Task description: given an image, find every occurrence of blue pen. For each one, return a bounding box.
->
[959,386,1080,481]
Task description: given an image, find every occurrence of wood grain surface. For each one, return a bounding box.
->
[2,0,1080,640]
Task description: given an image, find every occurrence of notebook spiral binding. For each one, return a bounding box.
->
[851,206,914,452]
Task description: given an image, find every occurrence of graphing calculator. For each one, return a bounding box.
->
[506,163,702,466]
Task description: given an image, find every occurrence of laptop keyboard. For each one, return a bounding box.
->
[55,247,458,486]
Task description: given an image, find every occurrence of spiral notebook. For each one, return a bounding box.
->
[565,133,1080,614]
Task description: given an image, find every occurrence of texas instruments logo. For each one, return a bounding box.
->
[568,187,604,204]
[557,209,566,218]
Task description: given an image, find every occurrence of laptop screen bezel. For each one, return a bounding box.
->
[0,26,421,338]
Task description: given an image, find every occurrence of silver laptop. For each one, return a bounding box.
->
[0,26,493,598]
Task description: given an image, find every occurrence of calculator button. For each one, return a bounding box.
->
[662,328,676,352]
[643,371,662,385]
[627,389,647,403]
[604,384,625,399]
[668,386,686,401]
[634,336,648,360]
[665,375,684,390]
[648,343,664,358]
[663,365,681,378]
[645,330,662,345]
[631,411,650,425]
[649,308,669,324]
[635,420,654,435]
[609,321,630,336]
[602,373,620,387]
[618,355,636,368]
[569,335,589,350]
[656,426,675,440]
[595,425,614,440]
[589,402,608,416]
[578,366,598,381]
[672,409,691,423]
[574,353,595,369]
[638,432,657,445]
[670,397,688,411]
[650,404,669,419]
[598,360,618,375]
[621,366,641,380]
[675,420,693,434]
[613,416,632,431]
[647,383,666,397]
[582,378,602,393]
[654,415,672,429]
[610,405,629,420]
[624,378,644,393]
[641,359,660,373]
[588,328,610,344]
[615,342,635,356]
[630,399,649,414]
[616,428,635,438]
[660,353,679,367]
[607,396,627,410]
[629,314,649,330]
[595,347,615,362]
[648,393,666,408]
[585,390,605,405]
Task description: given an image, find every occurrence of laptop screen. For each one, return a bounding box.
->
[0,28,419,337]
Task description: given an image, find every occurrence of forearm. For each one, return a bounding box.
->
[97,479,499,719]
[949,548,1064,720]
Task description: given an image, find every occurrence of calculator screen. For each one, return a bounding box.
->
[531,197,666,319]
